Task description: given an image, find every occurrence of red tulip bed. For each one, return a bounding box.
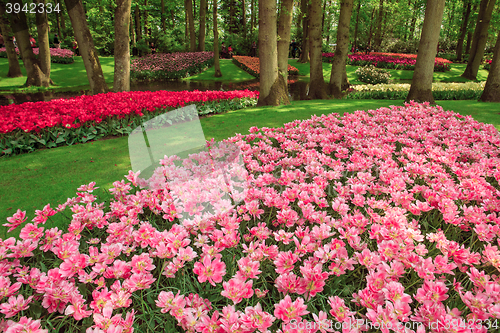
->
[130,52,214,81]
[232,56,300,78]
[0,47,75,64]
[0,89,258,155]
[322,52,451,72]
[2,102,500,333]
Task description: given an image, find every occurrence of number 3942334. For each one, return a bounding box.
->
[5,2,61,14]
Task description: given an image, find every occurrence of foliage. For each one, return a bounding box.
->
[379,38,419,54]
[154,29,186,54]
[0,90,258,155]
[2,102,500,332]
[232,56,299,78]
[220,32,256,57]
[131,52,214,81]
[135,39,153,57]
[0,48,75,64]
[355,65,392,84]
[346,81,486,100]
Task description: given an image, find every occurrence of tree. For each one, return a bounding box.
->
[185,0,196,51]
[65,0,109,94]
[308,0,329,99]
[373,0,384,51]
[114,0,132,92]
[298,0,309,63]
[35,0,52,85]
[213,0,222,77]
[0,2,22,78]
[329,0,354,98]
[461,0,497,80]
[353,0,361,52]
[480,31,500,102]
[8,0,51,87]
[456,0,472,62]
[277,0,293,85]
[198,0,207,51]
[257,0,290,106]
[406,0,446,103]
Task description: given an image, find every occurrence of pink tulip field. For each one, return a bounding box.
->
[0,48,75,64]
[1,101,500,332]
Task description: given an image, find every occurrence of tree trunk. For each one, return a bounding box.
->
[462,0,497,80]
[0,3,23,78]
[135,5,142,41]
[9,0,48,87]
[329,0,354,98]
[161,0,166,32]
[480,31,500,102]
[299,0,310,63]
[55,0,63,38]
[321,0,326,33]
[143,0,148,38]
[242,0,247,38]
[308,0,328,99]
[65,0,109,94]
[367,7,376,49]
[278,0,293,85]
[130,12,136,46]
[213,0,222,77]
[409,1,418,40]
[456,0,472,62]
[35,0,52,86]
[406,0,446,104]
[114,0,131,92]
[59,0,66,31]
[251,0,255,31]
[353,0,361,52]
[198,0,207,51]
[257,0,290,106]
[373,0,384,51]
[186,0,196,51]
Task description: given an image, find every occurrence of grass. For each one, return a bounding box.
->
[1,99,499,238]
[182,59,255,81]
[0,57,115,93]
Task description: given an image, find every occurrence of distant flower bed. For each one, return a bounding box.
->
[484,59,492,71]
[232,56,299,78]
[0,89,258,155]
[323,52,451,71]
[0,47,75,64]
[346,81,485,100]
[131,52,214,81]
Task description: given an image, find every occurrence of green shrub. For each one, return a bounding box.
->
[136,39,152,57]
[355,65,391,84]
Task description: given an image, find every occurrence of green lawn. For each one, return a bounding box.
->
[183,59,255,81]
[0,57,115,93]
[1,99,499,238]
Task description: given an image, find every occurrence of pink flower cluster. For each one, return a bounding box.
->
[2,102,500,332]
[322,52,451,70]
[0,90,259,134]
[0,47,74,58]
[130,52,213,73]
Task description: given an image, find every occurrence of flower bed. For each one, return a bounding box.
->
[130,52,214,81]
[0,47,75,64]
[484,59,492,71]
[355,65,391,84]
[2,102,500,332]
[0,90,258,155]
[322,52,451,71]
[346,82,486,100]
[232,56,299,78]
